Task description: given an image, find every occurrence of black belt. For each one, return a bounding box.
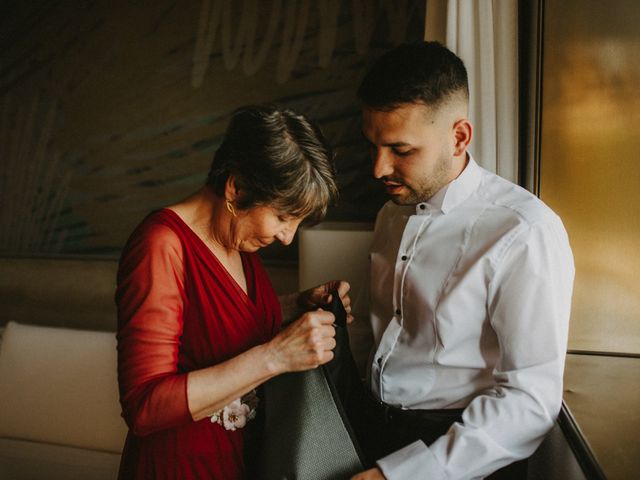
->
[364,390,464,425]
[358,390,465,459]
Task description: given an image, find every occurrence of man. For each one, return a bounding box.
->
[351,42,575,479]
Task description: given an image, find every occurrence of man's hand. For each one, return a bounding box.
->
[351,467,386,479]
[298,280,353,323]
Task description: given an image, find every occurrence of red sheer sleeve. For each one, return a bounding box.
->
[116,222,192,436]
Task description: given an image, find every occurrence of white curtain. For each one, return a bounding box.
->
[425,0,518,182]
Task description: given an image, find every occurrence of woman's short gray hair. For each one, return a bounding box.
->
[207,104,338,224]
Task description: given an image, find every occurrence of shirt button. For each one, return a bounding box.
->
[395,309,401,315]
[377,357,382,366]
[401,255,407,261]
[419,204,426,210]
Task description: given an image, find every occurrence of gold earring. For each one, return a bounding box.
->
[226,200,237,217]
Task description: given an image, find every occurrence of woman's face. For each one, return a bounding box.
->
[230,205,303,252]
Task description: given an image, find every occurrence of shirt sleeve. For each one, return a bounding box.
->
[115,222,193,436]
[377,219,575,479]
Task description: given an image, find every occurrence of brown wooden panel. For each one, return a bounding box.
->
[564,353,640,480]
[540,0,640,353]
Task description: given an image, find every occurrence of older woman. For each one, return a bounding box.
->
[115,104,351,479]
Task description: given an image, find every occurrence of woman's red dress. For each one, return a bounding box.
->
[115,209,281,479]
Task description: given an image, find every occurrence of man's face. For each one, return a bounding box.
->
[362,103,458,205]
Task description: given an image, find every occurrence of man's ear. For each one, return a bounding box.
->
[224,175,239,201]
[452,118,472,157]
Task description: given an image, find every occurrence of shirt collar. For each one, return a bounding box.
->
[416,154,482,215]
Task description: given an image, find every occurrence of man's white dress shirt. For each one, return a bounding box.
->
[370,157,575,479]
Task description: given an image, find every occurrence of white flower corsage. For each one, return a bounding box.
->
[209,390,259,431]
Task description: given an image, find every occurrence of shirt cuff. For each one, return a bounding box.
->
[376,440,446,480]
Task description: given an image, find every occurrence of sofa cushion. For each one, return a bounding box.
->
[0,322,127,453]
[0,438,120,480]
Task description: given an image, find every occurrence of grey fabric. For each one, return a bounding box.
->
[259,367,364,480]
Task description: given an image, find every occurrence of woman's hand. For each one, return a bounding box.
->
[186,309,335,421]
[298,280,353,323]
[266,309,337,374]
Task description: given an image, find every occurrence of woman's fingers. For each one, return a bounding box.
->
[325,279,351,305]
[269,310,337,373]
[332,281,355,323]
[336,280,351,298]
[305,311,336,361]
[300,280,351,308]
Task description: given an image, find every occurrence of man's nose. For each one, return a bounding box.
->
[373,149,393,179]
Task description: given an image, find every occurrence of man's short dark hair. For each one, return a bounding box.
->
[207,104,338,224]
[358,41,469,111]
